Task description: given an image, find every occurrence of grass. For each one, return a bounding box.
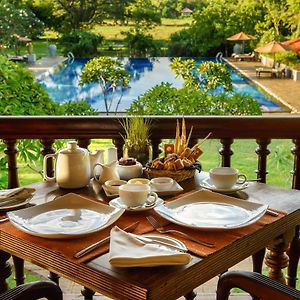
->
[17,138,294,188]
[91,18,192,41]
[7,268,41,288]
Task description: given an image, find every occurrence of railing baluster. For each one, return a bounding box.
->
[40,139,55,178]
[151,138,162,159]
[255,138,271,183]
[287,139,300,287]
[112,137,124,159]
[3,139,18,188]
[291,139,300,190]
[219,138,233,167]
[77,138,91,149]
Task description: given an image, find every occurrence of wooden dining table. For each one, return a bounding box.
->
[0,173,299,300]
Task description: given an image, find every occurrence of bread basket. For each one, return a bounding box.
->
[144,160,201,183]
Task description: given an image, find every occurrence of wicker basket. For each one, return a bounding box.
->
[144,168,196,183]
[144,160,201,183]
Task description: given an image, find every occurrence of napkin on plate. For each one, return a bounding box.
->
[0,187,35,207]
[109,226,191,267]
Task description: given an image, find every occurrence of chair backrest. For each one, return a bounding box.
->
[216,271,300,300]
[0,281,63,300]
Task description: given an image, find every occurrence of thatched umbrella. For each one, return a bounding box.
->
[227,31,256,53]
[255,41,292,67]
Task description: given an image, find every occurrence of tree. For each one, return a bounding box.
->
[170,58,232,92]
[80,57,131,114]
[0,0,44,52]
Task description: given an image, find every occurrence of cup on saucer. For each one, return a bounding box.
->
[209,167,247,189]
[150,177,174,191]
[119,184,158,208]
[104,179,127,195]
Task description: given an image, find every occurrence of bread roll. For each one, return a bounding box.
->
[174,158,184,170]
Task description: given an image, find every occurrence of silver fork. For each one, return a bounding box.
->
[146,216,215,248]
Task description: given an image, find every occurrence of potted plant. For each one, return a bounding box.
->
[120,117,152,166]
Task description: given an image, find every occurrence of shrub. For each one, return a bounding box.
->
[60,100,98,115]
[127,82,262,116]
[60,31,103,57]
[0,55,61,115]
[123,31,159,57]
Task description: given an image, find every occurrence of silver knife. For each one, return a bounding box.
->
[74,221,139,258]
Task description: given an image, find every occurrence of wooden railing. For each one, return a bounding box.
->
[1,115,300,190]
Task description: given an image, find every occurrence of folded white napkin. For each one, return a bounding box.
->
[0,187,35,206]
[109,226,191,267]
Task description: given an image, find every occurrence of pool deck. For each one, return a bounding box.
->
[27,56,67,77]
[225,58,300,114]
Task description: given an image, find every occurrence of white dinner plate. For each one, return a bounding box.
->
[141,234,187,251]
[7,193,125,239]
[154,190,268,231]
[200,178,249,193]
[109,196,164,212]
[150,180,183,196]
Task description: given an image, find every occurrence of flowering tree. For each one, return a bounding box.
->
[170,57,232,92]
[0,0,44,53]
[80,57,131,114]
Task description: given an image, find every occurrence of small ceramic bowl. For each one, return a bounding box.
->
[150,177,174,191]
[104,179,127,195]
[128,178,150,185]
[117,161,143,180]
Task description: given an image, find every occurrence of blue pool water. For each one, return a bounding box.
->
[38,57,282,113]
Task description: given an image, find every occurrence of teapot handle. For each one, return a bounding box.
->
[93,163,103,181]
[43,153,57,182]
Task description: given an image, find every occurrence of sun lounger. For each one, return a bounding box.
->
[255,67,285,78]
[233,53,256,61]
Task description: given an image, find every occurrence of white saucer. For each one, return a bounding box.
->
[200,178,249,193]
[109,196,164,211]
[150,180,183,196]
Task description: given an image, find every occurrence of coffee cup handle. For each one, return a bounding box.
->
[146,192,158,205]
[237,174,247,184]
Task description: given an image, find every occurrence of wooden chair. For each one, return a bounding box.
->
[0,281,63,300]
[216,271,300,300]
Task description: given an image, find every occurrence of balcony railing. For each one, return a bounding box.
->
[1,115,300,190]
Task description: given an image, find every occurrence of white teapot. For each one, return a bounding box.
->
[43,141,103,189]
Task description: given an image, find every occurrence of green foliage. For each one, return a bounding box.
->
[170,58,232,92]
[123,31,159,57]
[0,55,62,115]
[60,31,103,57]
[127,83,261,116]
[198,61,233,92]
[120,117,152,152]
[168,29,197,57]
[0,0,44,53]
[80,57,130,113]
[60,100,98,115]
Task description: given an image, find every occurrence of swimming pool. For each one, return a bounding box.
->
[38,57,283,113]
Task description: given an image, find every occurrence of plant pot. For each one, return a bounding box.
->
[27,54,36,63]
[293,69,300,81]
[124,145,152,167]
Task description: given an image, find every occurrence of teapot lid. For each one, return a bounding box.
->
[67,141,78,151]
[59,141,87,155]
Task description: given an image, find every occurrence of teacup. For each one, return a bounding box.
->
[119,184,158,208]
[127,178,150,185]
[117,161,143,180]
[104,179,127,195]
[209,167,247,189]
[150,177,174,191]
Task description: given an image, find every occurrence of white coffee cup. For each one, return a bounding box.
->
[119,183,158,207]
[209,167,247,189]
[150,177,174,191]
[128,178,150,185]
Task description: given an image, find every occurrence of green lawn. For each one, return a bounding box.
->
[17,138,294,188]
